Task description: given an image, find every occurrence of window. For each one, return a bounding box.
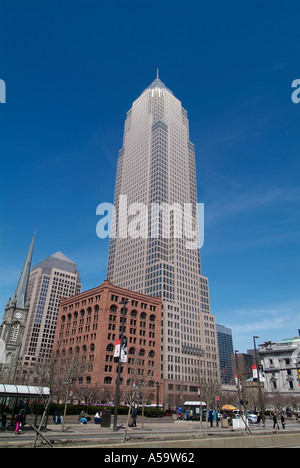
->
[9,323,20,342]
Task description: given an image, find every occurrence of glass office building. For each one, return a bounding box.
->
[107,76,219,401]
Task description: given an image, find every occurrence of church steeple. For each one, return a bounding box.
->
[11,231,36,309]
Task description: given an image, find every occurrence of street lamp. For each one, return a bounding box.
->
[234,350,241,411]
[113,299,130,432]
[156,382,160,409]
[253,336,265,427]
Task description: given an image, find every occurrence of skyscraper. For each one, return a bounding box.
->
[17,251,81,381]
[216,324,234,384]
[106,75,219,403]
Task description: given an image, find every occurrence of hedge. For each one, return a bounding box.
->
[48,403,166,418]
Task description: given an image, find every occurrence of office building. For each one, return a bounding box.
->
[53,280,162,404]
[106,75,219,403]
[16,251,81,381]
[216,324,234,384]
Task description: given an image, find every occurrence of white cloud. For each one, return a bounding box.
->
[221,299,300,352]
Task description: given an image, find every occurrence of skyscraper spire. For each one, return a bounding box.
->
[11,230,36,309]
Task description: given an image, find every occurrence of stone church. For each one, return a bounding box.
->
[0,232,35,382]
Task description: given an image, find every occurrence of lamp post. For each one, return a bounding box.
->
[113,299,130,432]
[234,350,241,412]
[253,336,265,427]
[156,381,160,409]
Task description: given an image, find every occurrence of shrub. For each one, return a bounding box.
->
[49,403,166,418]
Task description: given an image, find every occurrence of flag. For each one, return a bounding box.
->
[121,337,127,363]
[114,338,127,363]
[114,339,121,362]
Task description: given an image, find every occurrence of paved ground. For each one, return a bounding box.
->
[1,415,300,449]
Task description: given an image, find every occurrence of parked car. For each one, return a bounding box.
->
[233,410,258,424]
[247,412,258,424]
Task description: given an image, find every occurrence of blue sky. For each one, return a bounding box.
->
[0,0,299,353]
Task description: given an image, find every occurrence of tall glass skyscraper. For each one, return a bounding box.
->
[107,75,219,403]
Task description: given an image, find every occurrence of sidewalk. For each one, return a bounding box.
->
[1,416,299,448]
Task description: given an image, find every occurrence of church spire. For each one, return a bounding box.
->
[11,230,36,309]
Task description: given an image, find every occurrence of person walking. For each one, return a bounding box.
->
[129,407,138,427]
[281,414,286,429]
[14,409,24,435]
[272,413,277,430]
[1,405,8,429]
[257,413,261,426]
[54,409,62,425]
[209,409,214,427]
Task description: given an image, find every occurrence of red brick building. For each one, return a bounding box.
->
[53,280,162,405]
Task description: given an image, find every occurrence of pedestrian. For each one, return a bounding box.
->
[94,411,101,424]
[190,409,194,421]
[257,413,261,426]
[1,405,8,428]
[129,407,138,427]
[209,409,214,427]
[273,413,277,430]
[214,410,218,427]
[14,409,24,435]
[78,410,87,425]
[185,409,190,421]
[53,409,62,425]
[281,414,286,429]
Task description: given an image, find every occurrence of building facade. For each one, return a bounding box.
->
[106,75,219,403]
[0,232,35,382]
[216,324,234,384]
[16,251,81,381]
[53,280,162,405]
[258,336,300,397]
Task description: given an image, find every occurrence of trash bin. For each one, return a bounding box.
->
[221,418,229,428]
[101,409,112,428]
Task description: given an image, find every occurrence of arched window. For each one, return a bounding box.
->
[129,347,135,355]
[106,344,114,353]
[104,377,112,385]
[149,350,155,358]
[139,349,145,357]
[90,343,95,352]
[141,312,147,320]
[110,305,117,313]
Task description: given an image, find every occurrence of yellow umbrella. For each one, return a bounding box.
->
[222,405,237,411]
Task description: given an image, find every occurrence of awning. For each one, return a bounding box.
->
[184,401,207,406]
[0,384,50,397]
